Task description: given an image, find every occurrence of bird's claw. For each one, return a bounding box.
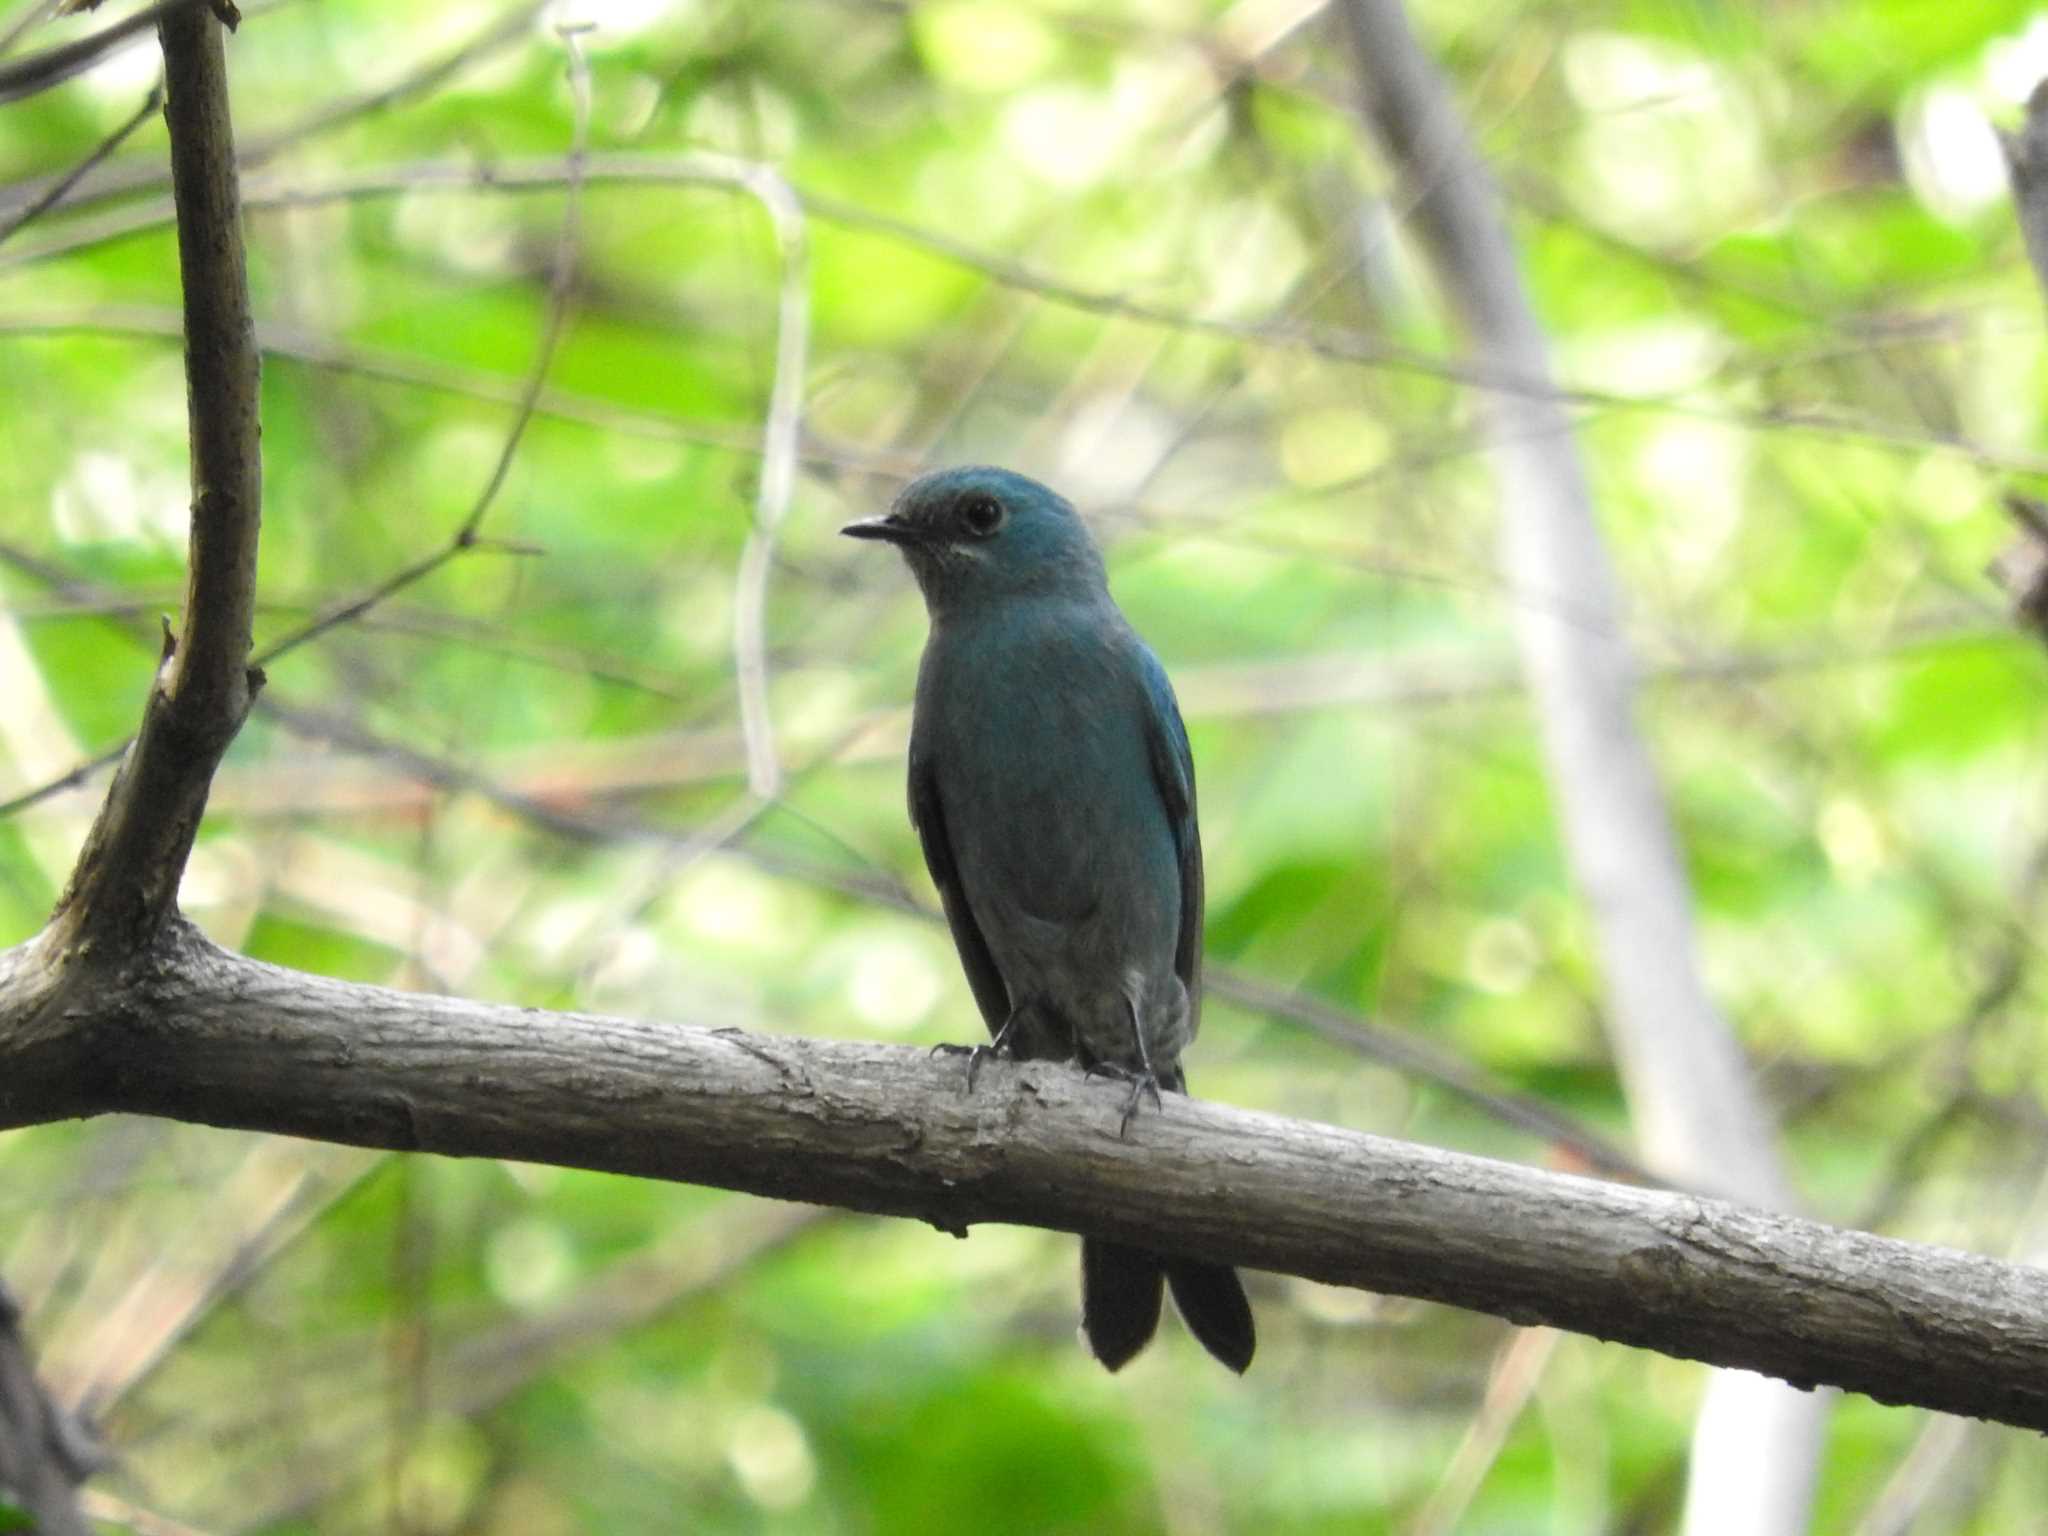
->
[1085,1061,1164,1139]
[929,1040,1004,1093]
[931,1006,1030,1094]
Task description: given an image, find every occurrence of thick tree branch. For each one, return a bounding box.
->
[4,925,2048,1433]
[42,3,260,963]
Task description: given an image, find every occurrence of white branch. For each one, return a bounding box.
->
[1334,1,1824,1526]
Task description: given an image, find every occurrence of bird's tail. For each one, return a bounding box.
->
[1081,1239,1255,1373]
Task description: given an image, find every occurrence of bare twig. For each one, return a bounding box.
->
[13,155,2048,478]
[0,741,126,819]
[217,23,592,674]
[0,0,547,223]
[0,304,862,464]
[0,0,201,105]
[237,0,544,168]
[449,23,590,546]
[0,1,62,59]
[1209,971,1659,1186]
[0,80,160,247]
[0,31,586,821]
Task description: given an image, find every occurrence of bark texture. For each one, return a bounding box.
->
[6,925,2048,1432]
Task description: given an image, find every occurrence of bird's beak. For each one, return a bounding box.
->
[840,513,921,546]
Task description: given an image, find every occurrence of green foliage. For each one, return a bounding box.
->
[3,0,2047,1529]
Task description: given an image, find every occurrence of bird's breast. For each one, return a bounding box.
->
[919,611,1178,931]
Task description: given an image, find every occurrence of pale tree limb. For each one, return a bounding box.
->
[1332,2,1826,1531]
[728,157,810,801]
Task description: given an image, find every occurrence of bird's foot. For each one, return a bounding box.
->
[1091,986,1166,1137]
[929,1008,1025,1093]
[929,1040,1006,1092]
[1084,1061,1165,1139]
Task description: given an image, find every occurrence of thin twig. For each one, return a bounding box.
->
[0,79,160,247]
[1209,970,1661,1187]
[0,303,866,463]
[239,0,547,170]
[450,24,590,544]
[0,742,127,819]
[0,0,61,59]
[11,154,2047,478]
[0,0,548,223]
[0,0,201,105]
[238,19,590,676]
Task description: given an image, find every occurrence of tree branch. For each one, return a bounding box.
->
[1,924,2047,1431]
[41,2,260,961]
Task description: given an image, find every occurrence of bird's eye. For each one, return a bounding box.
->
[961,495,1005,538]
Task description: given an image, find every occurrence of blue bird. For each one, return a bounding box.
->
[843,465,1255,1373]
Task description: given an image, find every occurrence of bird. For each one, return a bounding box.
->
[842,465,1255,1374]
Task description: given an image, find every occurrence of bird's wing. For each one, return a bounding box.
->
[908,746,1013,1035]
[1135,643,1204,1031]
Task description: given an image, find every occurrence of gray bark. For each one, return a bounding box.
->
[5,922,2048,1432]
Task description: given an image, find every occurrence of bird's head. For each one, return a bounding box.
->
[841,466,1108,615]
